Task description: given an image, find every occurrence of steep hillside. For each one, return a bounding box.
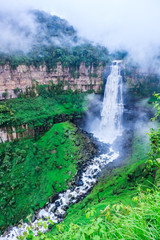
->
[0,121,96,232]
[0,91,88,142]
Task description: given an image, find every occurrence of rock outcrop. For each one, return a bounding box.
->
[0,62,104,99]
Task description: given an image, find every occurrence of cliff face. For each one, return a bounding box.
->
[0,125,34,143]
[0,62,104,99]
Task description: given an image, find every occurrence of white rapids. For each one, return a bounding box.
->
[94,60,124,144]
[1,149,118,240]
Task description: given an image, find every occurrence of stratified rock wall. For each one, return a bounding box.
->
[0,62,104,99]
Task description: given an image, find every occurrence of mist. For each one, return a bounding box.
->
[0,10,38,53]
[0,0,160,71]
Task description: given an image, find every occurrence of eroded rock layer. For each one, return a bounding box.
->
[0,62,104,99]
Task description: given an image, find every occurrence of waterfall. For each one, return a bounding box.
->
[94,60,124,143]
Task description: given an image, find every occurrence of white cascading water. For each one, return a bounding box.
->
[94,60,124,143]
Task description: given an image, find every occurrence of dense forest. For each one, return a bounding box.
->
[0,10,110,71]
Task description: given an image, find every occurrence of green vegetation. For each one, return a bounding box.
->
[0,43,109,72]
[43,188,160,240]
[0,121,95,233]
[0,10,110,72]
[0,91,88,139]
[2,91,8,100]
[50,134,152,231]
[0,89,94,233]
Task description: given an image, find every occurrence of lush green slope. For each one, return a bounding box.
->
[47,188,160,240]
[0,121,96,233]
[0,93,87,139]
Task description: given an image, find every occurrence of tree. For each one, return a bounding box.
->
[2,91,8,100]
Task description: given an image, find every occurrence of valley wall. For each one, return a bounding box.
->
[0,62,104,99]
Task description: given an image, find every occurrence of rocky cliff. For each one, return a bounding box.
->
[0,62,104,99]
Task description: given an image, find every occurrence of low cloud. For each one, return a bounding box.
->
[0,10,38,53]
[0,0,160,72]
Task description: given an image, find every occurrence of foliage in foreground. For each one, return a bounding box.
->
[53,188,160,240]
[18,187,160,240]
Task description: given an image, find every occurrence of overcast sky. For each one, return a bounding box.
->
[1,0,160,71]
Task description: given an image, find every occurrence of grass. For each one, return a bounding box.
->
[49,188,160,240]
[0,94,88,128]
